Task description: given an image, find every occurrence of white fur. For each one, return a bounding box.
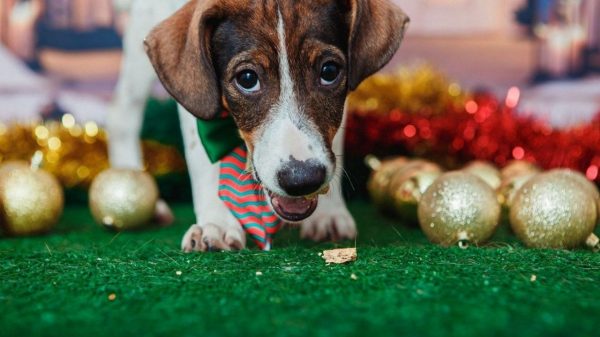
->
[252,9,332,197]
[108,0,356,251]
[177,109,245,251]
[301,107,356,241]
[108,0,187,169]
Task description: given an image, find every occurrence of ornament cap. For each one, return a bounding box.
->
[365,155,382,171]
[457,231,470,249]
[30,151,44,170]
[102,216,115,226]
[585,233,599,252]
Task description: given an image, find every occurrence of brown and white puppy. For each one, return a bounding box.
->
[108,0,408,251]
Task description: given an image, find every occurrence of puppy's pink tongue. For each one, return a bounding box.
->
[273,196,312,213]
[271,195,318,221]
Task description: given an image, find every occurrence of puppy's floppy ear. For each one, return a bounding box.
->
[144,1,221,120]
[343,0,410,90]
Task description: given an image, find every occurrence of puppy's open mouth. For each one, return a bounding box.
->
[267,191,319,222]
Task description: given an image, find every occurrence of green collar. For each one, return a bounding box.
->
[196,114,244,164]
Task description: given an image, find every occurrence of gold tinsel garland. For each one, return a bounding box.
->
[0,116,186,189]
[346,65,467,115]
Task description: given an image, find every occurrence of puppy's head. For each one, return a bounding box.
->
[145,0,409,222]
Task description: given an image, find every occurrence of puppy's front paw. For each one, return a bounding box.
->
[181,223,246,252]
[300,206,357,242]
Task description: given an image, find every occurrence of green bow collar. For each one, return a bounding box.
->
[196,114,244,163]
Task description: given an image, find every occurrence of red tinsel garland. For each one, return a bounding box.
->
[346,91,600,183]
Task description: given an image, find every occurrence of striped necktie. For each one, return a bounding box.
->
[218,146,282,250]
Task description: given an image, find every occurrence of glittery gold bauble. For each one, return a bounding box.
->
[548,169,600,210]
[0,161,30,175]
[388,160,442,221]
[367,156,410,210]
[509,172,598,249]
[497,172,538,208]
[500,160,541,182]
[0,166,63,236]
[544,169,600,230]
[498,161,541,207]
[418,172,501,247]
[463,161,501,189]
[89,169,159,230]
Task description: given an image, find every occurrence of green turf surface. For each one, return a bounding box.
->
[1,201,599,337]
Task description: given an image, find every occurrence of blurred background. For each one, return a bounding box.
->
[1,0,128,123]
[0,0,599,200]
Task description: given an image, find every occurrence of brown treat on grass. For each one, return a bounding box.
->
[322,248,357,264]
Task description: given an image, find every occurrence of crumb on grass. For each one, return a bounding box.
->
[322,248,357,264]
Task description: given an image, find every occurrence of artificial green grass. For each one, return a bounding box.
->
[1,201,599,337]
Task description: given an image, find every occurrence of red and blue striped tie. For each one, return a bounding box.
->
[218,146,282,250]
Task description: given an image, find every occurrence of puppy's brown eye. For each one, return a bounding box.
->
[235,70,261,93]
[320,62,340,86]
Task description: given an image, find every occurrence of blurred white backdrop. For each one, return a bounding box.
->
[394,0,525,37]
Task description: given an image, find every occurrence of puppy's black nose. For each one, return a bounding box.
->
[277,159,327,196]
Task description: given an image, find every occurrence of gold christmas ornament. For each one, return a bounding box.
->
[498,161,541,207]
[388,160,442,221]
[366,156,410,210]
[500,160,541,182]
[509,172,598,249]
[89,168,159,230]
[463,161,501,189]
[548,169,600,218]
[418,171,501,248]
[497,172,539,208]
[0,160,30,175]
[0,157,64,236]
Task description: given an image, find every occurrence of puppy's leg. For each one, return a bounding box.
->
[300,112,357,242]
[108,3,157,170]
[177,108,246,252]
[107,1,174,224]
